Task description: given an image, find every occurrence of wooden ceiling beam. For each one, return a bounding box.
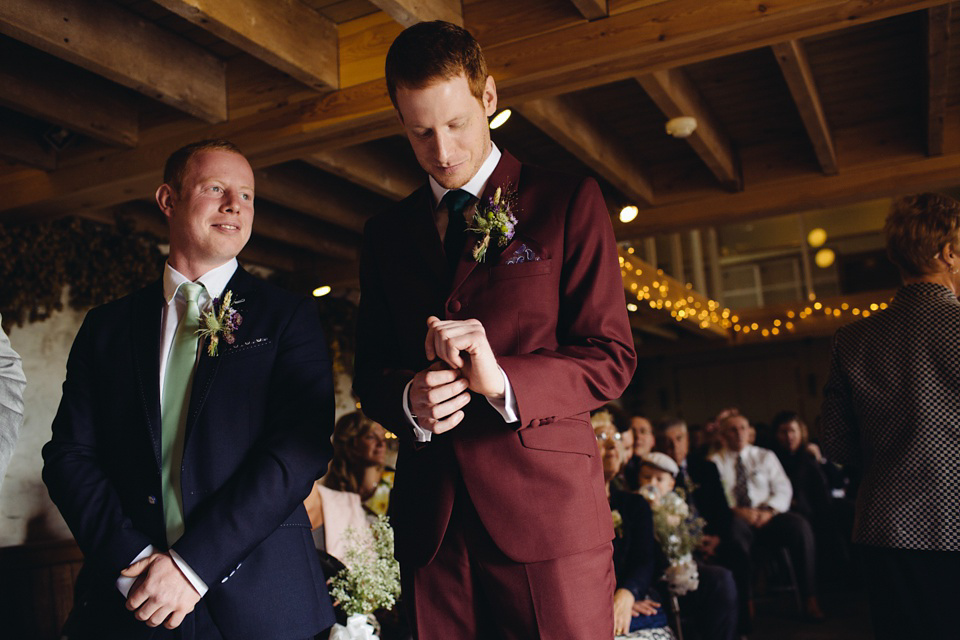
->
[615,147,960,237]
[0,0,943,219]
[0,121,56,171]
[306,145,423,201]
[0,0,226,123]
[367,0,463,27]
[570,0,608,21]
[253,164,383,234]
[253,201,360,261]
[637,68,740,191]
[518,95,655,206]
[152,0,339,91]
[772,40,838,175]
[926,4,952,156]
[0,39,137,147]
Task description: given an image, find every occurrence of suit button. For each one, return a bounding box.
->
[147,495,156,505]
[448,300,461,313]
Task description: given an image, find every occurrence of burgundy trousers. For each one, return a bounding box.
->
[402,481,615,639]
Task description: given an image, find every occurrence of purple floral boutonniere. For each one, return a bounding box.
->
[196,290,242,356]
[466,185,519,262]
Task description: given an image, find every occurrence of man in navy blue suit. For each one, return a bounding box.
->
[43,139,335,639]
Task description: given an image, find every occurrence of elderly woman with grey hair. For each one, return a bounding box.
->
[822,193,960,640]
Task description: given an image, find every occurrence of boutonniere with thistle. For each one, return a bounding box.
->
[466,184,519,262]
[196,290,242,356]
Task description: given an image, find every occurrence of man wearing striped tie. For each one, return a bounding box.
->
[43,139,336,639]
[710,411,823,625]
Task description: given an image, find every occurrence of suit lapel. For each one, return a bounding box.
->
[451,151,525,292]
[132,281,164,469]
[183,267,256,441]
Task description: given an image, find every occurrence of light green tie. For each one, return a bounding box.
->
[161,281,203,546]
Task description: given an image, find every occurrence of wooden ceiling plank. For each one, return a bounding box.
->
[0,0,944,219]
[570,0,608,21]
[152,0,339,91]
[0,42,137,147]
[306,145,423,200]
[637,68,741,190]
[518,95,655,206]
[772,40,838,174]
[615,148,960,237]
[0,0,226,123]
[927,4,952,156]
[253,201,360,260]
[367,0,463,27]
[253,165,372,233]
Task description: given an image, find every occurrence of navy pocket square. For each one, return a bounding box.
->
[504,243,542,265]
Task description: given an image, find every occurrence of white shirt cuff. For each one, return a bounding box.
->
[170,549,209,596]
[403,380,432,442]
[116,545,154,597]
[115,545,208,598]
[485,367,519,423]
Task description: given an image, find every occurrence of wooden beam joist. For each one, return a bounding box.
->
[0,39,137,147]
[772,40,838,175]
[518,95,655,206]
[926,4,952,156]
[153,0,339,91]
[367,0,463,27]
[0,0,226,123]
[307,145,423,201]
[254,201,360,260]
[637,68,741,190]
[0,0,945,220]
[615,147,960,237]
[570,0,608,21]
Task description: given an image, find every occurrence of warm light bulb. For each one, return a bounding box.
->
[312,285,331,298]
[815,248,836,268]
[627,303,638,312]
[489,109,512,129]
[807,228,827,248]
[620,205,639,223]
[665,116,698,138]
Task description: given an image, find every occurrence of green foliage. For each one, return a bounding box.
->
[0,217,164,331]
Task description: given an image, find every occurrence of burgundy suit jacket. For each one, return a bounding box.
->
[354,150,636,567]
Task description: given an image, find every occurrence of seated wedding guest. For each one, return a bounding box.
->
[622,414,656,490]
[0,318,26,492]
[303,477,370,565]
[593,409,632,494]
[597,424,673,638]
[711,412,824,622]
[639,451,738,640]
[322,411,393,516]
[822,193,960,640]
[772,411,854,581]
[771,412,830,529]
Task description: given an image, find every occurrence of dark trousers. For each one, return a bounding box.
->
[677,562,738,640]
[719,512,817,632]
[858,544,960,640]
[401,484,615,640]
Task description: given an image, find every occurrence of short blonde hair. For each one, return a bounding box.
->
[885,193,960,278]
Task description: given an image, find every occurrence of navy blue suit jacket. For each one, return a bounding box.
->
[43,266,335,639]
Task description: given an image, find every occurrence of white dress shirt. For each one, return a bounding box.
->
[117,258,238,598]
[710,444,793,514]
[402,143,519,442]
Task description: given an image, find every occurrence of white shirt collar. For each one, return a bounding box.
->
[163,258,239,306]
[428,143,502,209]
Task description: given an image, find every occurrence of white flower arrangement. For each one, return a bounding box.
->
[329,515,402,617]
[642,487,705,596]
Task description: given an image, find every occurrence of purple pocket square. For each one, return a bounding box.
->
[504,243,542,265]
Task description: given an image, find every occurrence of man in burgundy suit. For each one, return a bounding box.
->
[354,21,637,639]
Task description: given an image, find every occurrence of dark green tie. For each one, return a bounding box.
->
[161,281,203,545]
[442,189,472,273]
